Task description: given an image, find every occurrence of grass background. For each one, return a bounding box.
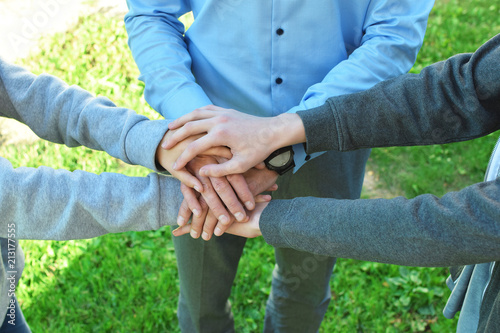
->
[3,0,499,331]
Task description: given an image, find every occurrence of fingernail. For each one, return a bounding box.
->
[219,215,229,225]
[200,169,208,177]
[235,212,245,222]
[245,201,254,210]
[214,227,222,236]
[173,162,177,170]
[202,231,209,241]
[190,229,198,238]
[177,216,185,226]
[193,209,200,217]
[194,186,201,193]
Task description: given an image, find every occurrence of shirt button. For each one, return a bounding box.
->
[275,77,283,84]
[305,155,311,161]
[276,28,284,36]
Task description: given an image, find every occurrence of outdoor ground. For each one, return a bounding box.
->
[1,0,499,332]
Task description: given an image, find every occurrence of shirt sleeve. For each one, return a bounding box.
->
[260,178,500,267]
[289,0,435,170]
[0,157,182,240]
[0,58,170,172]
[296,34,500,154]
[124,0,212,118]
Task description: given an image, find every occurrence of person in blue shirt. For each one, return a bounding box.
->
[124,1,434,331]
[167,33,500,333]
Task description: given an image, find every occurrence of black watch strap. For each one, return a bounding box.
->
[264,146,295,175]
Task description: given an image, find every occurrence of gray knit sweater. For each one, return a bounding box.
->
[260,34,500,332]
[0,59,182,322]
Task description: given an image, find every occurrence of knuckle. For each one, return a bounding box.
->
[213,127,229,138]
[211,179,228,193]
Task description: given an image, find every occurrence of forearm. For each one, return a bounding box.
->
[260,179,500,267]
[0,157,182,240]
[125,1,211,117]
[298,34,500,154]
[0,58,169,171]
[287,0,433,169]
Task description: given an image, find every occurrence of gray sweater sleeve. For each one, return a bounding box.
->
[0,158,182,240]
[0,58,170,171]
[0,59,182,240]
[297,34,500,154]
[260,178,500,267]
[261,34,500,267]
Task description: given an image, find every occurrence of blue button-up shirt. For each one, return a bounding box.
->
[125,0,434,169]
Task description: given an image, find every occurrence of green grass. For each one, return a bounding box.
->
[369,0,500,198]
[3,1,499,331]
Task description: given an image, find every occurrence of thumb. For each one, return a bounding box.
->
[200,158,250,177]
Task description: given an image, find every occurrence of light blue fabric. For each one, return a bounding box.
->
[125,2,434,331]
[444,263,495,333]
[125,0,434,170]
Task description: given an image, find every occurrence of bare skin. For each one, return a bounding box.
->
[164,105,307,177]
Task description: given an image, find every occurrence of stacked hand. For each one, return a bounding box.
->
[163,105,306,177]
[156,118,282,240]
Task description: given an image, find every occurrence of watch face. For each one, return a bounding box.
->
[485,136,500,181]
[269,151,292,167]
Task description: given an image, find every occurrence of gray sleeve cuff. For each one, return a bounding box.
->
[124,119,171,172]
[296,100,341,154]
[260,199,295,248]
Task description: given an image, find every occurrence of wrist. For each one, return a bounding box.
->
[271,113,306,151]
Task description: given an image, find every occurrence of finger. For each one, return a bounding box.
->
[189,198,209,239]
[209,176,247,222]
[197,175,232,226]
[266,184,279,192]
[213,218,233,237]
[173,136,223,170]
[173,169,204,192]
[203,146,233,160]
[201,212,219,241]
[177,199,192,227]
[168,108,216,130]
[199,157,250,177]
[255,194,272,203]
[163,119,213,149]
[254,162,266,170]
[172,224,192,237]
[180,184,202,219]
[226,173,255,211]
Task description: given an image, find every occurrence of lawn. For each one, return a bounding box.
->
[5,0,500,332]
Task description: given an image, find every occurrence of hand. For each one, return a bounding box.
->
[155,128,232,191]
[163,105,306,177]
[173,201,269,239]
[226,202,268,238]
[176,155,260,240]
[173,165,278,240]
[189,155,253,218]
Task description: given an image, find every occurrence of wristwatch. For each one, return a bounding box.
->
[264,146,295,175]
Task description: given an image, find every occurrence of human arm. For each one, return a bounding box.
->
[0,58,165,170]
[165,106,305,176]
[0,57,213,189]
[298,34,500,154]
[0,157,183,240]
[124,0,211,117]
[166,34,500,176]
[287,0,435,169]
[227,179,500,268]
[164,1,435,174]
